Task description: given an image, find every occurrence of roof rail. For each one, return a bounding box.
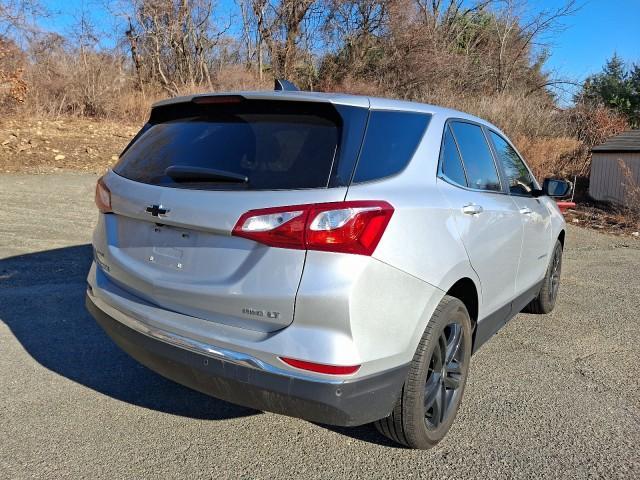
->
[274,79,299,92]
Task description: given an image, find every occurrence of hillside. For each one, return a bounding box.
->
[0,118,139,174]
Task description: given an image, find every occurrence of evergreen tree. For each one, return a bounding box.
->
[576,54,640,127]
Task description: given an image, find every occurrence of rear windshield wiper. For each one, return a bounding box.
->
[165,166,248,183]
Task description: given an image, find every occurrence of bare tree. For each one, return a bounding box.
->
[325,0,387,60]
[115,0,228,94]
[251,0,317,79]
[0,0,46,38]
[125,16,145,93]
[489,0,578,94]
[237,0,258,74]
[320,0,577,100]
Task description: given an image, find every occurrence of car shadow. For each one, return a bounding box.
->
[0,244,396,446]
[0,244,256,421]
[319,424,404,448]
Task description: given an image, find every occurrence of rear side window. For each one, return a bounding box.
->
[352,111,431,183]
[449,121,501,192]
[440,126,467,187]
[489,131,536,196]
[114,100,363,190]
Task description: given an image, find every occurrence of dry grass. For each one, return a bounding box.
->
[443,94,566,140]
[515,135,582,179]
[22,64,270,124]
[213,65,272,92]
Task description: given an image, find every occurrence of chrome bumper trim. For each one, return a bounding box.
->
[87,291,345,384]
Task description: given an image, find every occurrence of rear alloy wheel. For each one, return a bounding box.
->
[523,239,563,314]
[375,295,472,449]
[423,323,464,430]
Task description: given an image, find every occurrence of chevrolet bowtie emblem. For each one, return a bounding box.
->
[146,204,169,217]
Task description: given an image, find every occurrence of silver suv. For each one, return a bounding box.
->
[86,89,570,449]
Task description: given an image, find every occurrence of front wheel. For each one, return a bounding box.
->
[523,239,563,314]
[374,295,472,449]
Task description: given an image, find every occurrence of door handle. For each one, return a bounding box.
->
[462,204,483,215]
[519,207,533,215]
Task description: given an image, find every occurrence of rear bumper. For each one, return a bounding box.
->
[85,294,408,426]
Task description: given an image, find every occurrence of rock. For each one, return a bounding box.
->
[54,154,66,160]
[111,155,118,161]
[632,232,639,237]
[52,149,60,153]
[572,219,580,223]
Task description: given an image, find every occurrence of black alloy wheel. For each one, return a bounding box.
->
[375,295,472,449]
[423,322,466,430]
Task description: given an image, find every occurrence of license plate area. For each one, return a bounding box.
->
[148,224,197,270]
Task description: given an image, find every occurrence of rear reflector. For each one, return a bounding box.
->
[279,357,361,375]
[232,201,394,256]
[95,177,112,213]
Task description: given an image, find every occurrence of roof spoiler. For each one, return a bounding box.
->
[274,79,299,92]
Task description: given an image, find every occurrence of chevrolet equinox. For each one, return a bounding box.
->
[86,89,570,449]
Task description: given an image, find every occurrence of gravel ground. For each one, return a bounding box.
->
[1,173,639,479]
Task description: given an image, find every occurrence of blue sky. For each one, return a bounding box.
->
[41,0,639,101]
[537,1,640,80]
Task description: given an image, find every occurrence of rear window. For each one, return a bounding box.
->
[114,100,366,190]
[352,111,431,183]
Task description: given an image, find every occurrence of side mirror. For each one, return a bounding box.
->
[539,178,572,198]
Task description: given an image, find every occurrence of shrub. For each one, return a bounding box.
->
[619,160,640,224]
[564,105,629,176]
[515,136,582,180]
[0,37,27,111]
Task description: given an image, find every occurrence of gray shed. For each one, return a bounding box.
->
[589,130,640,207]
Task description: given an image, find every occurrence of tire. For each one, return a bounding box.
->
[374,295,472,449]
[523,240,563,314]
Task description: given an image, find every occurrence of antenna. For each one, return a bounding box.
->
[274,79,299,91]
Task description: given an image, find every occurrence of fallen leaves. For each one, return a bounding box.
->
[564,203,640,239]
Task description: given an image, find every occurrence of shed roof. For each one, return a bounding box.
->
[592,130,640,153]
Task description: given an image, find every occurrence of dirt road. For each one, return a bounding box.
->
[1,173,639,479]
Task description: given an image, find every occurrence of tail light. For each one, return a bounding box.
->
[232,201,393,256]
[95,177,112,213]
[279,357,360,375]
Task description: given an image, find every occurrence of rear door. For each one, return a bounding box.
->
[488,130,552,295]
[98,98,368,332]
[436,120,523,328]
